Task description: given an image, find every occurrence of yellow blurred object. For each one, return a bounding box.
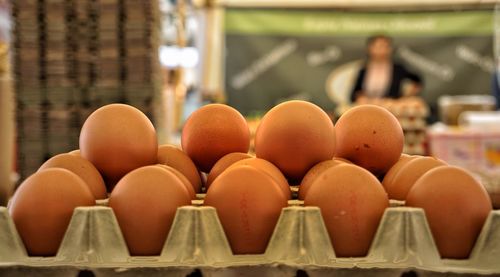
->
[0,13,14,205]
[0,42,8,76]
[485,148,500,166]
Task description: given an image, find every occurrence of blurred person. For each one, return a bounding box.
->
[350,35,423,102]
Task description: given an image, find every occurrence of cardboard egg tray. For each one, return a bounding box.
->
[1,196,500,277]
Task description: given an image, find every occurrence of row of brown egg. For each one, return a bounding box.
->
[7,101,491,260]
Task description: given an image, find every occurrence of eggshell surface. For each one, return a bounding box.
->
[157,144,202,193]
[228,158,291,199]
[387,156,447,200]
[335,105,404,177]
[9,168,95,256]
[156,164,196,199]
[382,154,417,190]
[255,100,336,181]
[206,152,253,189]
[79,104,158,190]
[406,166,492,259]
[109,166,191,255]
[204,165,288,254]
[305,164,389,257]
[298,158,348,200]
[38,153,107,199]
[181,104,250,173]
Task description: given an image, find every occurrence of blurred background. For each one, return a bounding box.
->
[1,0,500,187]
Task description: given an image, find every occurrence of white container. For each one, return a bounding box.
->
[427,123,500,172]
[438,95,496,126]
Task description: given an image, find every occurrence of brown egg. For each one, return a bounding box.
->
[305,164,389,257]
[79,104,158,190]
[157,144,202,193]
[228,157,291,199]
[68,149,80,156]
[8,168,95,256]
[156,164,196,199]
[204,165,288,254]
[298,158,348,200]
[38,153,107,199]
[109,166,191,255]
[406,166,492,259]
[206,152,253,189]
[332,157,353,164]
[255,100,336,181]
[181,104,250,173]
[386,156,447,200]
[335,105,404,177]
[382,154,419,192]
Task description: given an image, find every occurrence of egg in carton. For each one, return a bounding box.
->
[1,199,500,277]
[403,144,426,156]
[389,97,430,119]
[404,130,427,145]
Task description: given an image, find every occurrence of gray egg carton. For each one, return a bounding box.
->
[0,203,499,277]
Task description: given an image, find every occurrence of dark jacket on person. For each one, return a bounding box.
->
[351,63,422,102]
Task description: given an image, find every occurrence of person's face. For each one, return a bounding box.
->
[368,38,392,61]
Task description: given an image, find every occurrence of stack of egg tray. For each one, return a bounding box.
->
[123,0,161,87]
[0,197,499,277]
[391,104,429,156]
[44,0,70,96]
[15,107,45,180]
[95,0,121,89]
[11,0,162,106]
[15,104,83,180]
[11,0,41,105]
[11,0,163,181]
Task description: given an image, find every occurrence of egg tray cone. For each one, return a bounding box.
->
[0,204,500,276]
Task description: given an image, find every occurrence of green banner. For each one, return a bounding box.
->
[225,10,494,36]
[224,9,495,119]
